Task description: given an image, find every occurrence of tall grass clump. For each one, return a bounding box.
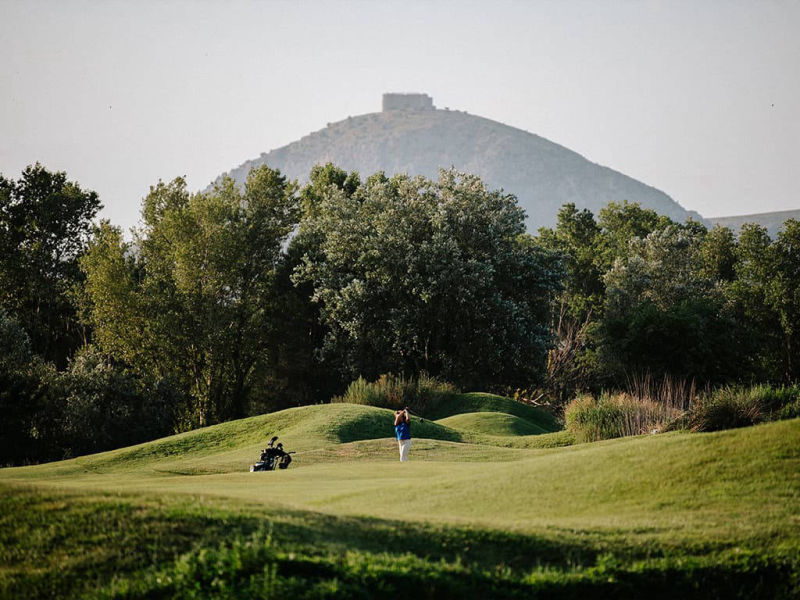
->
[565,393,648,442]
[565,377,694,442]
[332,372,459,414]
[688,384,800,432]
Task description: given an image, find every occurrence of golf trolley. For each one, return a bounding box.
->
[250,435,295,472]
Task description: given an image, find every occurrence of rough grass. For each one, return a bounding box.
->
[5,486,796,600]
[565,392,685,442]
[687,384,800,432]
[1,399,798,598]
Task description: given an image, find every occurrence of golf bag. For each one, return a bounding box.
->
[250,435,294,472]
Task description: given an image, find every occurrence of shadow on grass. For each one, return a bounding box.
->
[1,485,797,599]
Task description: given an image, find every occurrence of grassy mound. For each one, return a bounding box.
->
[436,411,551,436]
[1,402,798,598]
[6,393,555,480]
[4,403,468,478]
[426,392,560,430]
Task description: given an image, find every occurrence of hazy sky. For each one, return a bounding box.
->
[2,0,799,232]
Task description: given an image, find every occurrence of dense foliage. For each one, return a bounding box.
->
[534,202,800,404]
[81,167,300,426]
[295,167,561,388]
[1,163,799,464]
[0,164,101,368]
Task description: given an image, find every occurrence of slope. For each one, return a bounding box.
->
[210,101,702,230]
[1,409,798,599]
[708,208,800,239]
[436,411,550,436]
[0,405,796,549]
[423,391,560,429]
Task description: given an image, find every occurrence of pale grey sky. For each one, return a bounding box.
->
[2,0,799,232]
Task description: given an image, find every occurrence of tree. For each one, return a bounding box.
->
[0,164,101,367]
[536,203,603,318]
[81,166,300,425]
[771,220,800,380]
[596,200,673,269]
[726,223,784,380]
[255,165,360,409]
[599,224,744,383]
[294,168,561,389]
[0,310,58,464]
[698,225,737,282]
[58,347,180,455]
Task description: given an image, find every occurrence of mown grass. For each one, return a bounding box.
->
[435,411,551,436]
[1,401,799,598]
[423,392,560,430]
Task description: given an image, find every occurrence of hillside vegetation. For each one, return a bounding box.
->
[1,395,798,598]
[214,105,697,230]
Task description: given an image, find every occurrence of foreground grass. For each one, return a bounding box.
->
[1,404,798,598]
[2,485,798,599]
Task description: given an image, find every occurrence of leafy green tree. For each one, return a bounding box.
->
[255,165,359,409]
[0,310,57,464]
[58,347,180,455]
[772,220,800,379]
[81,166,300,425]
[726,223,784,380]
[599,224,743,383]
[698,225,737,282]
[748,219,800,381]
[295,168,561,388]
[536,203,603,317]
[533,202,681,397]
[596,200,673,270]
[0,164,101,367]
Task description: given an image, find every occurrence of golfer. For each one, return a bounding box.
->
[394,408,411,462]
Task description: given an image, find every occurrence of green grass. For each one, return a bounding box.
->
[436,411,551,436]
[1,399,799,598]
[424,392,560,430]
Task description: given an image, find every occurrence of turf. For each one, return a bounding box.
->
[436,411,551,435]
[424,392,560,431]
[1,401,798,598]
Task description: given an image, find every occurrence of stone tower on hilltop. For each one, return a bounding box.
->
[382,92,435,112]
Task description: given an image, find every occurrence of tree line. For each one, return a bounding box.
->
[1,163,798,464]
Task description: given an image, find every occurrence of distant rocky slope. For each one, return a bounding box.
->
[211,93,703,230]
[708,209,800,239]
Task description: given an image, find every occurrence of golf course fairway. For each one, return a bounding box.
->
[1,402,799,598]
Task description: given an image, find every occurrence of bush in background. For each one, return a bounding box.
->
[687,384,800,432]
[564,374,696,442]
[332,373,458,414]
[565,381,800,442]
[565,393,675,442]
[57,347,184,456]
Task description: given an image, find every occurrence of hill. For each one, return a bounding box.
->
[1,400,798,598]
[435,411,551,436]
[708,208,800,238]
[210,93,703,230]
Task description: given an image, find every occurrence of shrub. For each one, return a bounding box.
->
[332,373,458,414]
[564,390,687,442]
[688,384,800,432]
